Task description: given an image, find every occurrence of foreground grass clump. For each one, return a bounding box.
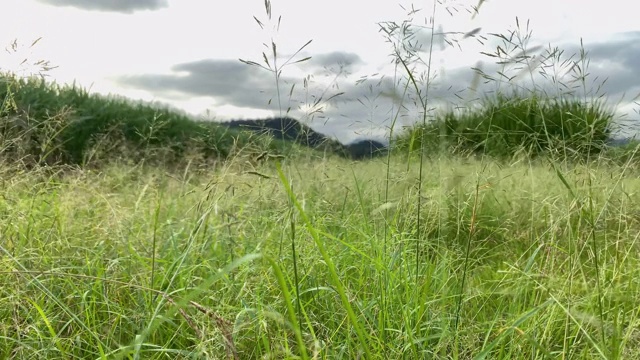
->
[394,92,614,160]
[1,154,640,359]
[0,73,301,167]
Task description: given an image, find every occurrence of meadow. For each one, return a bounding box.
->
[2,2,640,359]
[2,146,640,359]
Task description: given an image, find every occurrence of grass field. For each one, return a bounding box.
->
[1,152,640,359]
[3,1,640,358]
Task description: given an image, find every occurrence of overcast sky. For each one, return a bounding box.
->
[2,0,640,143]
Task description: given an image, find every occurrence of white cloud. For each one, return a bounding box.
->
[35,0,168,13]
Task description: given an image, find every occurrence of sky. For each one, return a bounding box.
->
[2,0,640,143]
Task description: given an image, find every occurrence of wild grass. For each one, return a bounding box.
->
[378,8,638,360]
[2,0,640,359]
[393,92,614,160]
[0,73,306,168]
[1,157,640,359]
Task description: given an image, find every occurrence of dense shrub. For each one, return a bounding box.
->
[0,73,295,166]
[393,92,614,160]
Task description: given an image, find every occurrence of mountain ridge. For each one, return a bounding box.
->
[222,117,387,159]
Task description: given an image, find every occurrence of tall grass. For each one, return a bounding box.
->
[392,17,618,162]
[2,0,640,359]
[0,72,306,168]
[2,158,640,358]
[393,92,614,160]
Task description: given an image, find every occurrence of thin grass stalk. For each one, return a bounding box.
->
[378,20,414,351]
[416,0,439,282]
[395,54,423,358]
[577,38,606,350]
[394,57,425,272]
[587,172,607,350]
[381,62,409,352]
[454,165,484,335]
[265,256,309,360]
[288,181,303,340]
[276,162,372,359]
[151,191,161,295]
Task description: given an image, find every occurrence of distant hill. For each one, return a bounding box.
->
[344,139,387,159]
[606,137,638,147]
[225,117,335,148]
[223,117,387,159]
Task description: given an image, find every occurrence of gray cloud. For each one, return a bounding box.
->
[36,0,168,13]
[584,31,640,66]
[309,51,363,73]
[377,22,452,54]
[313,31,640,141]
[117,33,640,143]
[297,67,480,143]
[575,33,640,99]
[118,56,489,143]
[468,32,640,102]
[118,58,371,142]
[118,59,303,111]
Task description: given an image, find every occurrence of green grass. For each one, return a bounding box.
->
[392,91,615,160]
[0,73,308,168]
[3,2,640,358]
[1,155,640,359]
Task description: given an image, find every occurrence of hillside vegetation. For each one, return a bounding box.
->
[0,73,389,168]
[0,73,325,168]
[2,72,638,169]
[392,92,621,160]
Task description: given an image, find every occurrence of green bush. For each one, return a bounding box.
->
[0,73,298,167]
[394,91,614,160]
